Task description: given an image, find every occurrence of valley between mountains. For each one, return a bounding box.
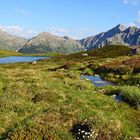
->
[0,24,140,54]
[0,25,140,140]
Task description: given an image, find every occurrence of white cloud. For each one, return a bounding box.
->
[129,22,137,26]
[128,10,140,27]
[123,0,129,4]
[46,28,70,36]
[138,10,140,16]
[15,8,26,15]
[45,27,97,39]
[0,25,97,39]
[123,0,139,5]
[0,25,38,38]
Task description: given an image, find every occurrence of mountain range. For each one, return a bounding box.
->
[0,24,140,53]
[80,24,140,49]
[0,30,27,51]
[19,32,84,54]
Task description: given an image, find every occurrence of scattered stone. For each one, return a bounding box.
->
[31,61,37,65]
[82,53,88,56]
[98,89,105,93]
[112,94,124,102]
[112,94,116,100]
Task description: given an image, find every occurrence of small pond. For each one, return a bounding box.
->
[81,75,114,87]
[0,56,48,64]
[81,75,123,102]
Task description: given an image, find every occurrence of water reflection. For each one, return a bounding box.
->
[81,75,114,87]
[0,56,48,64]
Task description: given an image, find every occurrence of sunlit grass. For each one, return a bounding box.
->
[120,86,140,108]
[0,45,139,139]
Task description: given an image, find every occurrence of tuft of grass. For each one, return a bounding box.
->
[120,86,140,109]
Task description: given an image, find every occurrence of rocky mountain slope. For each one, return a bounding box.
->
[0,29,28,51]
[80,24,140,49]
[0,24,140,54]
[19,32,84,54]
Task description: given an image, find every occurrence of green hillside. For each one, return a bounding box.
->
[0,30,27,52]
[0,50,23,57]
[19,32,84,54]
[64,45,130,60]
[0,45,139,140]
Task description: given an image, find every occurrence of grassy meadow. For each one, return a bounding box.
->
[0,50,23,57]
[0,50,60,58]
[0,45,139,140]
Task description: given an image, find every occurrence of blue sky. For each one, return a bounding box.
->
[0,0,140,38]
